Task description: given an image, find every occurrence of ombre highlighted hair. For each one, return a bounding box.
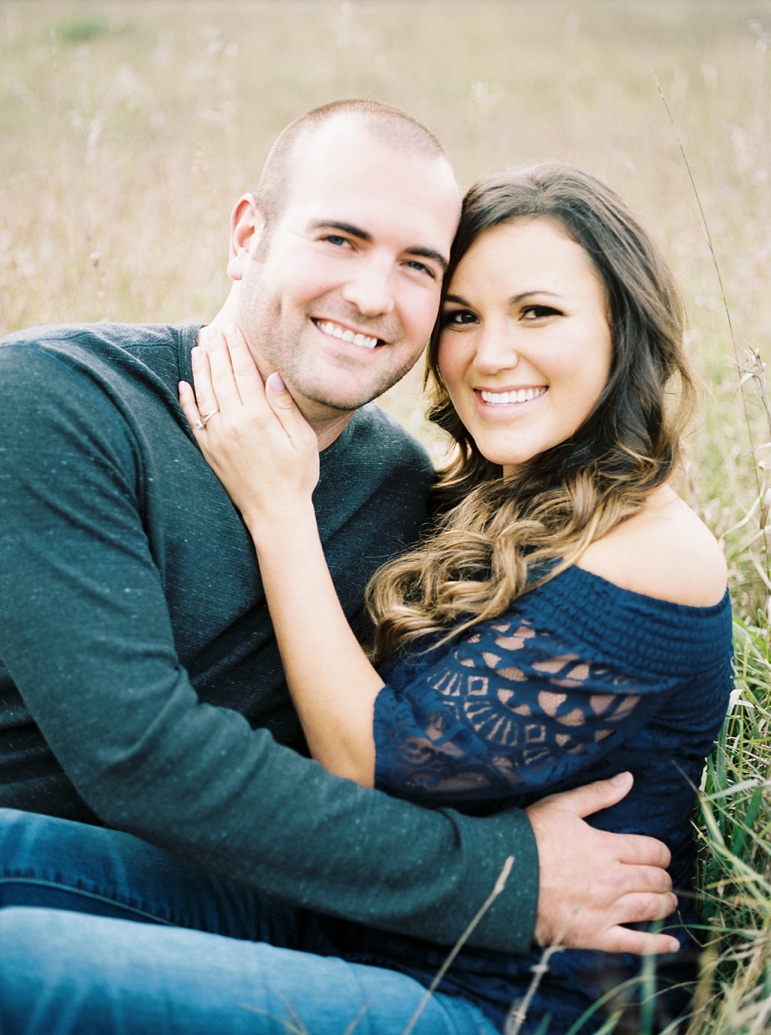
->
[367,163,695,662]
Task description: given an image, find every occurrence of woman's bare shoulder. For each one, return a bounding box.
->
[577,488,728,607]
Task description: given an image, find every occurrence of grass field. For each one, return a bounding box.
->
[1,1,769,1031]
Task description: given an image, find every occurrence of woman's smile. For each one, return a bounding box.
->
[476,385,548,408]
[437,217,613,475]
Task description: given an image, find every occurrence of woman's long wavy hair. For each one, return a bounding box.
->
[366,163,696,663]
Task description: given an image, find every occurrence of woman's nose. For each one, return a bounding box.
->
[473,326,519,375]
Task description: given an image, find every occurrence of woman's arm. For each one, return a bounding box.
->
[180,326,384,785]
[371,564,732,806]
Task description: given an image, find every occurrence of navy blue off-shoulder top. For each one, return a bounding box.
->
[332,565,734,1033]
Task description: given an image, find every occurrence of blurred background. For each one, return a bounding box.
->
[3,0,769,599]
[1,5,769,1029]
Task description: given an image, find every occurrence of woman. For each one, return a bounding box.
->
[174,163,733,1032]
[2,164,733,1034]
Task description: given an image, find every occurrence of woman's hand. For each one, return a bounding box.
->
[181,323,380,786]
[179,325,320,538]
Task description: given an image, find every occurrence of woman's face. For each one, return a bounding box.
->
[437,217,613,475]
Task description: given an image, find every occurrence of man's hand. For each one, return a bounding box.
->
[527,773,681,955]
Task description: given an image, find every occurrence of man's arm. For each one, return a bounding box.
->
[0,343,527,949]
[0,341,676,955]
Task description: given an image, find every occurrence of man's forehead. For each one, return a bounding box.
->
[269,117,459,255]
[287,119,457,205]
[297,112,437,164]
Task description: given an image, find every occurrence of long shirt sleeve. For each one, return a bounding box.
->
[0,324,539,953]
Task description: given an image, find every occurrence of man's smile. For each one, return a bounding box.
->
[313,319,381,350]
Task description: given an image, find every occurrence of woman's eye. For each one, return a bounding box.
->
[441,309,477,327]
[522,305,561,320]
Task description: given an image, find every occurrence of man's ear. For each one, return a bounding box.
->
[226,194,266,281]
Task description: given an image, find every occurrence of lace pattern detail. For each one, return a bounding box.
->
[375,613,667,802]
[374,567,733,806]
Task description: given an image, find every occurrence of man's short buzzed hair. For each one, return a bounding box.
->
[254,99,453,225]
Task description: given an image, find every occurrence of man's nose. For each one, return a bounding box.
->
[341,256,396,317]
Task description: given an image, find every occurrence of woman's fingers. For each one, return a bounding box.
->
[192,337,227,427]
[179,327,320,525]
[182,322,316,465]
[178,379,204,434]
[197,325,246,416]
[180,343,222,438]
[219,324,267,409]
[264,372,319,456]
[180,328,242,438]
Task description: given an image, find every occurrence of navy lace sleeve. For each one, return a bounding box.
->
[373,565,733,810]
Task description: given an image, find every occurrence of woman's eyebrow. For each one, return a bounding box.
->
[444,289,564,306]
[508,290,562,304]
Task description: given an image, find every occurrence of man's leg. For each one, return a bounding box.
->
[0,808,304,944]
[0,907,497,1035]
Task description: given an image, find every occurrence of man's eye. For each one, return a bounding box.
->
[323,235,351,247]
[405,259,436,279]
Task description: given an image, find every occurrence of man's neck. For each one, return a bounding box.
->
[310,409,356,452]
[197,320,355,452]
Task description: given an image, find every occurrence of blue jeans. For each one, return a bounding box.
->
[0,810,498,1034]
[0,807,308,941]
[0,907,496,1034]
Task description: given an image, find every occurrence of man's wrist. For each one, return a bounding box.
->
[450,808,539,954]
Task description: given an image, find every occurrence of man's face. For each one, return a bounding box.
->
[232,120,460,423]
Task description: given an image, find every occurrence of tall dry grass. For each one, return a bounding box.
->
[1,1,769,1031]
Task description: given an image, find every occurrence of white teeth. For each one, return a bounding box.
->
[480,387,546,405]
[316,320,378,349]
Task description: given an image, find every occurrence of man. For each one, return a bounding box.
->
[0,100,675,959]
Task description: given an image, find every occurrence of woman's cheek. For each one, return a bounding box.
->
[436,334,465,389]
